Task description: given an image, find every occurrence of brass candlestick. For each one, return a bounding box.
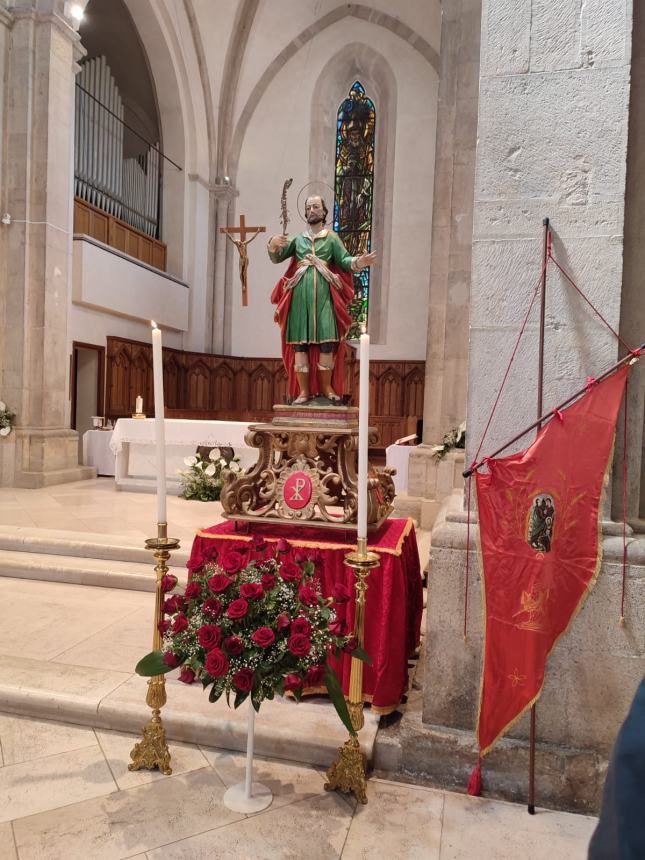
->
[325,536,379,804]
[128,522,180,775]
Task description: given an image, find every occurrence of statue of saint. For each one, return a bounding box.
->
[268,195,376,404]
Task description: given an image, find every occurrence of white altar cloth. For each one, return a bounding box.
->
[82,430,116,476]
[385,443,416,494]
[110,418,254,492]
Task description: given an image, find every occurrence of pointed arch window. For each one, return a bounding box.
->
[333,81,376,338]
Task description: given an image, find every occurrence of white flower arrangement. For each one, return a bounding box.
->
[431,421,466,461]
[0,401,15,437]
[177,449,242,501]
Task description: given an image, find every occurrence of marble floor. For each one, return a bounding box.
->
[0,713,597,860]
[0,479,597,857]
[0,478,221,546]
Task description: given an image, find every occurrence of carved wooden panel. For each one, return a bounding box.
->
[105,337,425,449]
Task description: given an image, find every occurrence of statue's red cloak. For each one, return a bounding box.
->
[270,259,355,400]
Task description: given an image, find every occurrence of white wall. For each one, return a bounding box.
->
[228,5,439,360]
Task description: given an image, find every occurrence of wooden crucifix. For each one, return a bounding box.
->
[220,215,266,306]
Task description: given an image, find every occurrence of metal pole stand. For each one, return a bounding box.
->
[325,537,380,804]
[128,522,180,775]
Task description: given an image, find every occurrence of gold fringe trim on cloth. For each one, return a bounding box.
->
[195,517,414,558]
[475,440,615,757]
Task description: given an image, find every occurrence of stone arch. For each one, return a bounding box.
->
[226,3,439,181]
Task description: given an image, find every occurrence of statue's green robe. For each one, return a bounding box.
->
[268,229,355,344]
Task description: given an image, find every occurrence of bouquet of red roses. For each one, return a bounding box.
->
[136,548,369,735]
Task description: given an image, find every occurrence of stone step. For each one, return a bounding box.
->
[0,548,186,592]
[0,524,191,566]
[0,655,378,769]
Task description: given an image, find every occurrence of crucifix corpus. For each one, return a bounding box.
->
[220,215,266,306]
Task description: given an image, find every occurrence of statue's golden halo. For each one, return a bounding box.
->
[296,181,335,223]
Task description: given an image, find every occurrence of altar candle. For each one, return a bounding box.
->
[135,395,143,414]
[357,330,370,539]
[151,322,167,524]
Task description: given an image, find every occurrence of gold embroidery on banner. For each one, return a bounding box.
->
[508,668,526,688]
[512,588,550,632]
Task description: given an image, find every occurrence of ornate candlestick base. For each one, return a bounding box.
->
[325,538,379,804]
[128,523,180,775]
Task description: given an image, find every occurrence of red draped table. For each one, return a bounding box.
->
[187,517,423,714]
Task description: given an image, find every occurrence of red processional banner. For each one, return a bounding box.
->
[475,366,628,754]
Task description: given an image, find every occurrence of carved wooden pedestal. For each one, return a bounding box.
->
[220,404,395,531]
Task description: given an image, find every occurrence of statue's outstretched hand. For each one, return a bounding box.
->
[357,251,377,268]
[269,234,289,253]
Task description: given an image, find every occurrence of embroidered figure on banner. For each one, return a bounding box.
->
[513,588,550,632]
[527,493,555,553]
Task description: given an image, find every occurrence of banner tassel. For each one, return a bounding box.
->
[467,756,482,796]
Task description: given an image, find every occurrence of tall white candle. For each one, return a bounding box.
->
[135,395,143,414]
[357,330,370,539]
[151,322,167,524]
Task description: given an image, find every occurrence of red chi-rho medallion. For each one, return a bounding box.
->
[283,471,313,510]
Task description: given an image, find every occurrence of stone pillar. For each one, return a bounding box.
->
[0,0,94,486]
[210,181,238,354]
[424,0,644,811]
[402,0,481,526]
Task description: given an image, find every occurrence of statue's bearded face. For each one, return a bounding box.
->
[305,196,327,225]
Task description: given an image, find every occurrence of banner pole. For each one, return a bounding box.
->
[527,217,550,815]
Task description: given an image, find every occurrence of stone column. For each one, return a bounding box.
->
[0,0,93,486]
[210,180,238,354]
[402,0,481,528]
[423,0,644,811]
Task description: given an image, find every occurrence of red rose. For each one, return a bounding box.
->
[298,585,318,606]
[163,595,185,614]
[223,635,244,655]
[276,538,291,554]
[172,613,188,634]
[203,597,223,617]
[227,598,249,619]
[158,618,170,635]
[305,664,325,686]
[198,624,222,650]
[276,613,291,631]
[205,648,229,678]
[251,627,275,648]
[294,551,306,564]
[311,549,324,569]
[288,633,311,657]
[252,536,268,552]
[329,618,348,637]
[161,574,178,593]
[261,572,277,590]
[343,635,359,654]
[179,666,196,684]
[208,572,233,593]
[162,651,180,668]
[233,668,254,692]
[220,550,245,574]
[184,581,202,600]
[280,560,301,583]
[283,673,303,692]
[240,582,264,601]
[332,582,352,604]
[291,617,312,637]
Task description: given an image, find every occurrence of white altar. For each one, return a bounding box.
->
[83,429,116,476]
[109,418,255,492]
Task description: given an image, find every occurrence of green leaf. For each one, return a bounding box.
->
[234,690,249,709]
[209,684,222,703]
[135,651,175,676]
[251,696,261,713]
[324,663,356,737]
[350,645,373,666]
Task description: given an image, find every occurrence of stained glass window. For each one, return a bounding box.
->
[333,81,375,339]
